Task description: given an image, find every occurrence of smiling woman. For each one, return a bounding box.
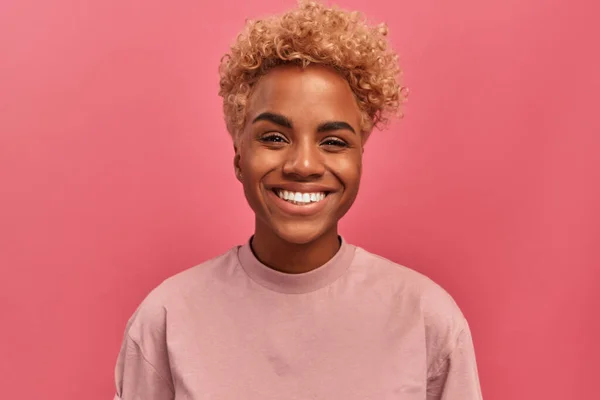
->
[236,65,364,270]
[113,1,482,399]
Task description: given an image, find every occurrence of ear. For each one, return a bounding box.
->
[233,143,243,182]
[361,130,372,148]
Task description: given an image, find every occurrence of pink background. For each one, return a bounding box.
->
[1,0,598,398]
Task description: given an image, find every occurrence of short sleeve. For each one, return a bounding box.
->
[114,333,175,400]
[426,324,483,400]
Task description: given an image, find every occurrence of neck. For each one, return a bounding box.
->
[250,224,341,274]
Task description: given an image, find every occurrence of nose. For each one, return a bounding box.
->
[282,138,325,179]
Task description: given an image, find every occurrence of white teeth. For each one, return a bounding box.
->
[276,190,327,204]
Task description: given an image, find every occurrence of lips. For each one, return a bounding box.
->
[267,183,336,193]
[273,189,327,204]
[266,187,332,216]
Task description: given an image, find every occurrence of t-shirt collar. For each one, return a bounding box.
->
[237,236,356,294]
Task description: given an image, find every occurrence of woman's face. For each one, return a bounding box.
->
[235,64,364,245]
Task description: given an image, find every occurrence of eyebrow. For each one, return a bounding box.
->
[317,121,356,135]
[252,112,356,134]
[252,112,292,129]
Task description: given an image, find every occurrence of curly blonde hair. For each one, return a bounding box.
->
[218,0,406,141]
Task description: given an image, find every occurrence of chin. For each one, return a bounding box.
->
[272,220,333,245]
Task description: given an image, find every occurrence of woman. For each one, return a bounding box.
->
[114,1,482,399]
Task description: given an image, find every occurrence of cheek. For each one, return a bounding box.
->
[244,151,277,178]
[334,156,362,186]
[240,147,280,191]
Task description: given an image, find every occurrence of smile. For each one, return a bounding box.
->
[274,189,327,205]
[267,188,332,217]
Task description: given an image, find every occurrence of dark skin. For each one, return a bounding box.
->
[234,64,367,274]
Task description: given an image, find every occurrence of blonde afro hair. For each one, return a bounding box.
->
[218,0,406,140]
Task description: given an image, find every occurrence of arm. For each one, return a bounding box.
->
[114,333,175,400]
[426,326,482,400]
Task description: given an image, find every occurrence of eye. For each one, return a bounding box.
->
[321,138,348,147]
[259,133,288,143]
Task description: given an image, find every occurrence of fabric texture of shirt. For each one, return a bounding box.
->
[114,238,482,399]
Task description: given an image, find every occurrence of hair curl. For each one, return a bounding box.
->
[218,0,406,141]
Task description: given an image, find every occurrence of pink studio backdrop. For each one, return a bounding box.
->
[1,0,598,398]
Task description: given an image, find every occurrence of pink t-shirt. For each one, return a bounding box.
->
[114,238,482,399]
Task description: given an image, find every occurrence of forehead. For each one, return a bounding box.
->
[246,64,361,125]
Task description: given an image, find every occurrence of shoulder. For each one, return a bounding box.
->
[123,246,241,341]
[352,246,469,368]
[353,246,467,318]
